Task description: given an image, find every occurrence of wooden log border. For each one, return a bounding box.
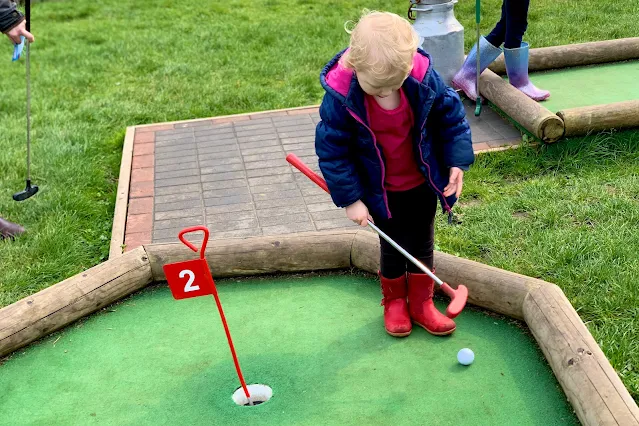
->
[1,230,637,425]
[479,68,566,143]
[489,37,639,75]
[478,38,639,140]
[557,100,639,138]
[109,126,135,259]
[0,247,152,360]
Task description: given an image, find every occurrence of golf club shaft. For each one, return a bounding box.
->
[475,0,481,109]
[26,40,31,182]
[367,220,443,285]
[25,0,30,32]
[285,153,445,286]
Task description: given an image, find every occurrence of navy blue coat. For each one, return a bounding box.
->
[315,48,475,219]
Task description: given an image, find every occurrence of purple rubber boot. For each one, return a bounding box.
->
[504,42,550,101]
[452,36,503,100]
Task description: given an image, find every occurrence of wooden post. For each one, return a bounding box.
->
[0,247,152,358]
[490,37,639,74]
[557,100,639,137]
[433,251,546,320]
[479,69,565,143]
[350,230,379,275]
[523,284,639,426]
[145,230,358,281]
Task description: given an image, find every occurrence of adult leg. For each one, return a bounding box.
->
[502,0,550,101]
[452,1,504,99]
[503,0,529,49]
[485,0,507,48]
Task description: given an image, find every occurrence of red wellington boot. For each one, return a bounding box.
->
[407,273,456,336]
[380,274,412,337]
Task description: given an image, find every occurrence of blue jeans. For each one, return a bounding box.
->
[485,0,530,49]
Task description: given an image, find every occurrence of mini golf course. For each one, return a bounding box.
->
[530,61,639,112]
[2,230,638,425]
[0,273,578,426]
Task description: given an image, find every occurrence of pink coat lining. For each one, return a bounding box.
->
[325,51,430,97]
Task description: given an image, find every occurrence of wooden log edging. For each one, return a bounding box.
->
[144,230,358,281]
[479,69,565,143]
[524,285,639,426]
[109,126,135,260]
[0,247,152,358]
[489,37,639,75]
[1,230,638,425]
[557,100,639,137]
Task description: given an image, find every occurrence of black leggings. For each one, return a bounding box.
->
[485,0,530,49]
[372,184,437,279]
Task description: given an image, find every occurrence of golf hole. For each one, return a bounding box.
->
[232,384,272,406]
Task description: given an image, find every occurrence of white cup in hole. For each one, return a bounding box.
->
[232,384,273,406]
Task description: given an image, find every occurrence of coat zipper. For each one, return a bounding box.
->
[347,92,453,219]
[346,108,392,219]
[418,99,452,214]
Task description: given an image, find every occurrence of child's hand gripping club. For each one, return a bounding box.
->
[286,153,469,319]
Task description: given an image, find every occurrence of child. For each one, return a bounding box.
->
[315,11,474,337]
[452,0,550,101]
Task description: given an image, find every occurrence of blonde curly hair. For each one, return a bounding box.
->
[342,10,420,87]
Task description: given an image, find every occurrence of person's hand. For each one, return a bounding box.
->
[5,20,34,44]
[345,200,373,227]
[443,167,464,198]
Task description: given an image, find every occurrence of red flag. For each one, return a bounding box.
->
[163,258,215,300]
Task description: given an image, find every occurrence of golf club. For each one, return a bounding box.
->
[13,0,38,202]
[474,0,482,116]
[286,153,468,318]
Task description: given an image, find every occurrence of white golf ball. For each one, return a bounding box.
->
[457,348,474,366]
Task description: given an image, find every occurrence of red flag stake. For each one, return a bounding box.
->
[178,226,252,403]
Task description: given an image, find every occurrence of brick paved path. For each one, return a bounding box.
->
[123,102,521,250]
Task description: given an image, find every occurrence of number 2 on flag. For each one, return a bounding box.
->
[164,259,214,300]
[180,270,199,292]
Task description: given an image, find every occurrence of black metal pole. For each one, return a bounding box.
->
[25,0,30,31]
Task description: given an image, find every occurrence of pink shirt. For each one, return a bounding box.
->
[365,89,425,192]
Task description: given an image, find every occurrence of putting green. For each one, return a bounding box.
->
[0,273,578,425]
[528,60,639,112]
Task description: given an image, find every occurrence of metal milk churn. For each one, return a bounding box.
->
[409,0,465,86]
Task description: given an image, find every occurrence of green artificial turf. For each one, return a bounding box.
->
[0,274,578,426]
[1,0,639,408]
[529,61,639,112]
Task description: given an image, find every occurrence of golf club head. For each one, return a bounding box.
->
[474,97,482,116]
[13,181,39,201]
[441,282,469,319]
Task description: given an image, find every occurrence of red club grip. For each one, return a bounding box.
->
[286,154,329,193]
[178,226,210,259]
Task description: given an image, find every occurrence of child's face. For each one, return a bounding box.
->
[357,71,407,98]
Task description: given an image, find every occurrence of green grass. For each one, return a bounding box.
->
[1,0,638,403]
